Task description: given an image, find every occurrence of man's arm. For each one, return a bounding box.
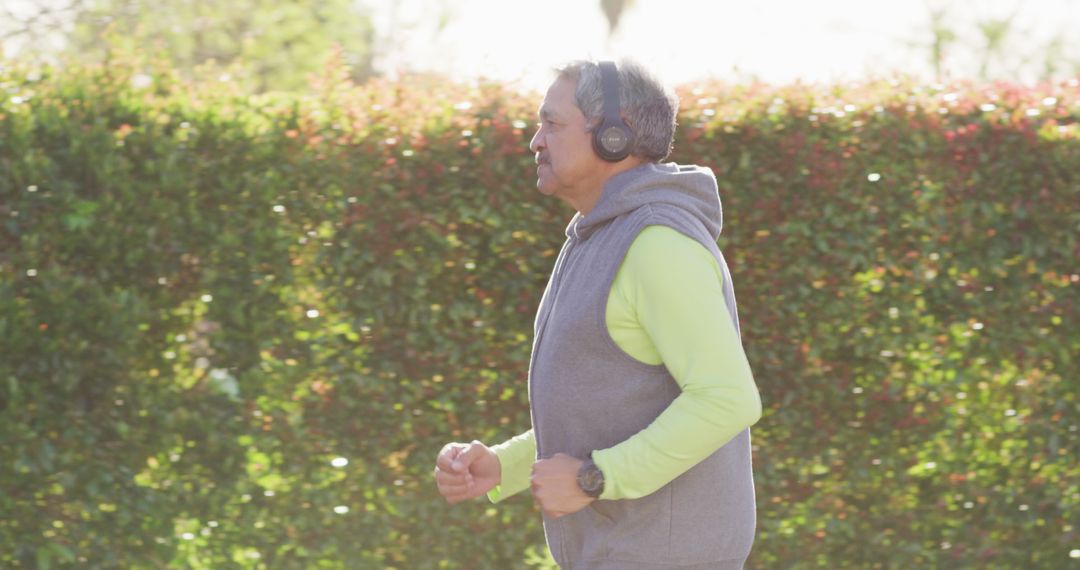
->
[486,429,536,503]
[592,225,763,500]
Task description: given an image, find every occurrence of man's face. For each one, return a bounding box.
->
[529,77,605,201]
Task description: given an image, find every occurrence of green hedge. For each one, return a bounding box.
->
[1,55,1077,569]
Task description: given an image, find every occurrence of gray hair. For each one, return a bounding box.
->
[555,59,679,162]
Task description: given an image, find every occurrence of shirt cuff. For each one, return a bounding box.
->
[590,448,620,501]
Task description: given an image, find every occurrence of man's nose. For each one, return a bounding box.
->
[529,127,544,153]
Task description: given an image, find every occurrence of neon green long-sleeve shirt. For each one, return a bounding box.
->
[487,224,762,502]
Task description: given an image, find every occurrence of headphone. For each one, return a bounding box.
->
[592,61,635,162]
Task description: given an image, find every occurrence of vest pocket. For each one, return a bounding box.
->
[585,485,673,561]
[572,504,616,561]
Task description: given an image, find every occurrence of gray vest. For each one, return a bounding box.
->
[528,179,756,569]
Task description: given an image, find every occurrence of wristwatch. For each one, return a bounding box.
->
[576,456,605,498]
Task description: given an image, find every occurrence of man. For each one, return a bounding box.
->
[434,59,763,569]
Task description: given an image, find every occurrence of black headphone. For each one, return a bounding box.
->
[592,61,635,162]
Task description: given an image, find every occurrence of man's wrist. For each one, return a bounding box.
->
[576,455,605,498]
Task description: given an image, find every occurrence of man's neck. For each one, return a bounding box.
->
[575,158,647,217]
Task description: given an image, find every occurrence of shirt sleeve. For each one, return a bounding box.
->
[486,429,536,503]
[591,225,763,501]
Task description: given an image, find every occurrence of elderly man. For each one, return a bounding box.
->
[434,59,763,569]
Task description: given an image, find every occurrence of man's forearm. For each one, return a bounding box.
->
[486,429,536,503]
[592,382,761,500]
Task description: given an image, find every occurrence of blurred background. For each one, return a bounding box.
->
[2,1,1078,569]
[4,0,1080,92]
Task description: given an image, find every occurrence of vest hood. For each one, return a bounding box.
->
[567,162,723,241]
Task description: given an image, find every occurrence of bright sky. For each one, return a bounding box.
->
[369,0,1080,90]
[3,0,1078,90]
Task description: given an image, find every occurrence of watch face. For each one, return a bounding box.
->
[582,468,603,491]
[579,464,604,495]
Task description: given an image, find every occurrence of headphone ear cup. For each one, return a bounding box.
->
[594,61,635,162]
[592,118,634,162]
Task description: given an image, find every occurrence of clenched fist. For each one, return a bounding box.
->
[434,440,501,504]
[531,453,593,518]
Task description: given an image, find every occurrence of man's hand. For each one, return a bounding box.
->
[434,440,501,504]
[531,453,594,518]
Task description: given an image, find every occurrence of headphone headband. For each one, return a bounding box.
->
[593,61,634,162]
[599,61,622,126]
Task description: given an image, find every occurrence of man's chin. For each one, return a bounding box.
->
[535,179,556,196]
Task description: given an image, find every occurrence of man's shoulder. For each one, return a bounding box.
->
[625,224,714,270]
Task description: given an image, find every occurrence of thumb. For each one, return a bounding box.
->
[452,441,486,472]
